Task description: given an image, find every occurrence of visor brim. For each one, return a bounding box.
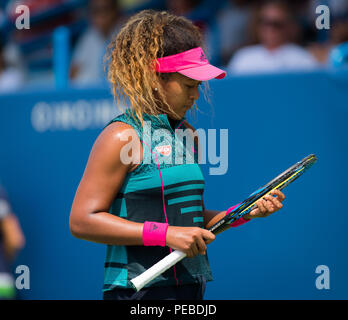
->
[178,64,226,81]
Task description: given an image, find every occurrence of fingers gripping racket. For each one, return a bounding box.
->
[130,154,317,291]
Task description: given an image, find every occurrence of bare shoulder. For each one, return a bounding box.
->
[94,121,141,150]
[98,121,138,143]
[89,121,142,171]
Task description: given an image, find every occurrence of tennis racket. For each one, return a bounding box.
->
[130,154,317,291]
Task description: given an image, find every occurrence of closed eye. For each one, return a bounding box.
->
[186,82,202,89]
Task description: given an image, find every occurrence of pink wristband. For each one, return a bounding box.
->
[225,203,250,227]
[142,221,169,247]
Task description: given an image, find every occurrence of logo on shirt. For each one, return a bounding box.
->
[155,145,172,157]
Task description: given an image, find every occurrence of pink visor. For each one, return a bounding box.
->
[155,47,226,81]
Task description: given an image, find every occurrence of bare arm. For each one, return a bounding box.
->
[1,213,25,261]
[203,208,228,230]
[69,121,144,245]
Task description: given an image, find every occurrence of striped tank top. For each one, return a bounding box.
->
[103,109,212,291]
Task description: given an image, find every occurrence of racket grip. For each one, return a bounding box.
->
[130,250,186,292]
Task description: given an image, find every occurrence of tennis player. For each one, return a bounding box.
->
[69,10,285,300]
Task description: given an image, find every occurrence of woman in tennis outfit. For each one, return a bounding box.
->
[69,10,285,300]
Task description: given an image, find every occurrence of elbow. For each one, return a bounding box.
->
[69,212,87,239]
[69,219,81,239]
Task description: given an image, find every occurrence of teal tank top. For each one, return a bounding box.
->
[103,109,213,291]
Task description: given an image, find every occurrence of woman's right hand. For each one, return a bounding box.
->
[166,226,215,258]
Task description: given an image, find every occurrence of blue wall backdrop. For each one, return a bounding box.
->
[0,70,347,299]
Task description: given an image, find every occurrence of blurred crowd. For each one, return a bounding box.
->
[0,183,25,300]
[0,0,348,93]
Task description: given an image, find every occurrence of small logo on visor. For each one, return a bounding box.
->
[200,52,207,62]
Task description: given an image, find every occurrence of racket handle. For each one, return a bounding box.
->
[130,250,186,292]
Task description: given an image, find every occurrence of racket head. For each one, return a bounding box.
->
[210,154,317,234]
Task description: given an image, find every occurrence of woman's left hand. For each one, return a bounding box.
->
[244,190,285,220]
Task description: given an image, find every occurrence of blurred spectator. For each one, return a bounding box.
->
[165,0,210,51]
[166,0,201,17]
[308,0,348,22]
[308,19,348,64]
[227,0,318,74]
[70,0,126,84]
[0,184,25,300]
[3,0,77,87]
[166,0,210,41]
[165,0,223,64]
[118,0,150,10]
[306,0,348,64]
[216,0,255,66]
[0,36,25,93]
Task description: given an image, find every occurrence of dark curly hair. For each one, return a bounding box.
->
[105,9,209,123]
